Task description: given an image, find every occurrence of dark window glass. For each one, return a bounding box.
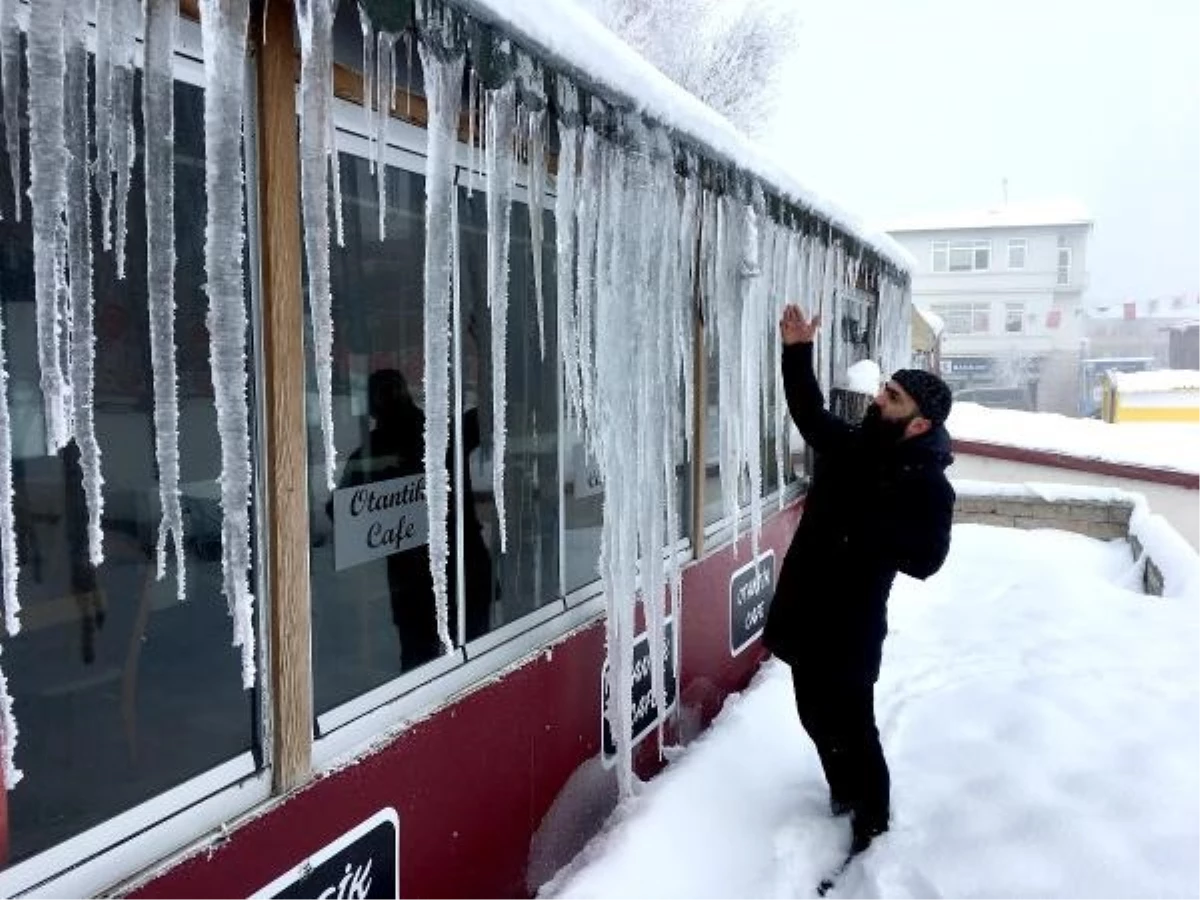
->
[0,76,259,864]
[309,153,567,715]
[458,190,560,623]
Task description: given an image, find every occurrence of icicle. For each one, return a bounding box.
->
[677,170,699,465]
[373,31,397,240]
[553,82,581,425]
[404,31,413,117]
[27,0,70,453]
[465,66,477,197]
[358,3,376,172]
[93,0,142,274]
[144,0,185,598]
[484,79,516,553]
[518,56,547,358]
[0,0,21,221]
[0,648,20,787]
[415,29,463,654]
[526,106,547,358]
[65,2,104,566]
[574,113,602,428]
[113,0,141,279]
[0,288,17,635]
[199,0,256,689]
[296,0,339,492]
[94,0,115,249]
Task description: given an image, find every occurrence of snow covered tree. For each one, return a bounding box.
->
[579,0,799,137]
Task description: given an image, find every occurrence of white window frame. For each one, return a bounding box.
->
[935,302,992,335]
[1006,238,1027,270]
[1005,303,1025,333]
[1057,247,1072,286]
[932,239,990,273]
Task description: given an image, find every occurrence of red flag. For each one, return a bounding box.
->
[1123,301,1137,320]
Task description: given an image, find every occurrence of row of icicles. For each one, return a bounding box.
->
[0,0,908,793]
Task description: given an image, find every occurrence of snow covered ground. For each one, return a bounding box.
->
[947,402,1200,475]
[540,525,1200,899]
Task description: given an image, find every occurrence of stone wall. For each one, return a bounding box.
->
[954,494,1132,541]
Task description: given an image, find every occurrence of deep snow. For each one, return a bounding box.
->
[541,524,1200,899]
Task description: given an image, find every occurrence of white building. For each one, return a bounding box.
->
[886,200,1093,414]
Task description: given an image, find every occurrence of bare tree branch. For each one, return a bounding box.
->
[580,0,799,137]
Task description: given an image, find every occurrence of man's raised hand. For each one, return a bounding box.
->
[780,305,820,346]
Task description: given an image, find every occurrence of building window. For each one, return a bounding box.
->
[308,148,569,713]
[1005,304,1025,333]
[1057,247,1072,286]
[932,240,990,273]
[936,303,992,334]
[0,74,261,865]
[1007,239,1027,269]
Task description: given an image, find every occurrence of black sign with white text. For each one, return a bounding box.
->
[253,809,399,899]
[729,550,775,656]
[601,619,677,763]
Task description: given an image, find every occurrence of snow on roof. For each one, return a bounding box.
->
[946,402,1200,475]
[456,0,914,274]
[1108,369,1200,394]
[883,198,1092,233]
[915,303,945,336]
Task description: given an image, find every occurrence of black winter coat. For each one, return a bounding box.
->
[763,343,955,684]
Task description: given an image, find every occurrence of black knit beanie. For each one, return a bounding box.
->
[891,369,953,425]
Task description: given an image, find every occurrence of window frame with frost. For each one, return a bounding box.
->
[0,12,272,899]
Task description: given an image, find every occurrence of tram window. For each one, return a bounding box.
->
[0,76,259,865]
[308,154,454,713]
[457,191,561,628]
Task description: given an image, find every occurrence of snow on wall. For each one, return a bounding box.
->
[953,479,1199,602]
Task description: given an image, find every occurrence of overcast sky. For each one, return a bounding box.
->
[762,0,1199,304]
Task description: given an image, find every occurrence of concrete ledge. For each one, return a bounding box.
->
[957,493,1135,544]
[952,487,1169,594]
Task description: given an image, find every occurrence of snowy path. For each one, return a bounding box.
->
[540,525,1200,899]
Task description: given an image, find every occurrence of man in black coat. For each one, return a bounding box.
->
[764,304,955,855]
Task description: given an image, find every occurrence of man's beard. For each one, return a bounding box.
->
[861,403,913,446]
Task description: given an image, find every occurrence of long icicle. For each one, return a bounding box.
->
[296,0,339,491]
[27,0,70,453]
[374,31,397,240]
[144,0,185,597]
[416,25,463,654]
[0,0,21,221]
[199,0,256,688]
[65,1,104,566]
[110,0,141,278]
[484,79,516,553]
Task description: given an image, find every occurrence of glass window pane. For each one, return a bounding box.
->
[458,191,560,625]
[309,154,454,711]
[932,245,947,272]
[0,76,258,864]
[703,341,723,525]
[947,247,973,271]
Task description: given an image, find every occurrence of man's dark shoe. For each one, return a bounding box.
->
[849,814,888,855]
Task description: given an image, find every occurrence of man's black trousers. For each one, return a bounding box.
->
[790,666,890,830]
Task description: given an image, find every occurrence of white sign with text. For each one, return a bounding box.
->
[333,475,429,571]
